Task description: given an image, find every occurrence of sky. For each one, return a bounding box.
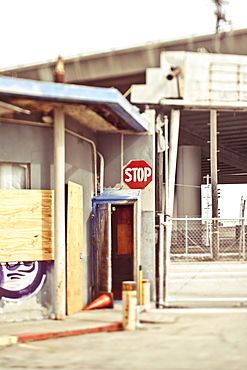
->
[1,0,247,70]
[201,184,247,219]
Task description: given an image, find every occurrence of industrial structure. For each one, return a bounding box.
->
[1,29,247,318]
[3,28,247,186]
[0,76,156,321]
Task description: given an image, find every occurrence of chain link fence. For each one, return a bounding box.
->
[169,217,246,261]
[164,218,247,306]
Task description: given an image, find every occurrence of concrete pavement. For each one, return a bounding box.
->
[0,305,247,369]
[0,302,125,345]
[0,303,247,344]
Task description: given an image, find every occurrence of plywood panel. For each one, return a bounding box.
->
[0,190,54,262]
[66,181,83,315]
[115,205,133,255]
[117,224,133,255]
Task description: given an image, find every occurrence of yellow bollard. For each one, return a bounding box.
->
[142,279,150,307]
[122,281,137,330]
[139,266,143,305]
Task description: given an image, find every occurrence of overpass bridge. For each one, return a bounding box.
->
[3,28,247,93]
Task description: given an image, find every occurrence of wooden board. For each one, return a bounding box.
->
[117,224,133,255]
[66,181,84,315]
[0,190,54,262]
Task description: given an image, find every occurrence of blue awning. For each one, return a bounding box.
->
[93,188,140,203]
[0,76,148,132]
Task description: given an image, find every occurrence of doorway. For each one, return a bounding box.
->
[111,204,134,299]
[93,189,141,301]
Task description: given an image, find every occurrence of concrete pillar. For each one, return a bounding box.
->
[54,107,66,320]
[176,145,201,217]
[167,109,180,217]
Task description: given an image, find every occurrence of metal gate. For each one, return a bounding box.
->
[164,217,247,307]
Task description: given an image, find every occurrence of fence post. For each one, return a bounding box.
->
[212,219,219,260]
[164,216,171,305]
[209,221,213,258]
[240,198,246,259]
[158,213,165,307]
[185,216,188,256]
[241,217,245,259]
[243,226,246,259]
[206,220,209,247]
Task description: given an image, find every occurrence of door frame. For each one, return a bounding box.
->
[92,189,141,300]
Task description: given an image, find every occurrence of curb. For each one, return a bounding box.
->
[0,335,18,346]
[11,321,123,344]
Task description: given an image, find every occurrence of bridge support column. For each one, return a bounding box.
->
[176,145,201,218]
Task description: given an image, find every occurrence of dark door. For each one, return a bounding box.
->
[111,205,134,299]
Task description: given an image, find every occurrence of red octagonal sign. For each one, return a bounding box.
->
[123,160,153,189]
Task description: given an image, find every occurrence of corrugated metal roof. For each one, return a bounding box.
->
[0,76,148,132]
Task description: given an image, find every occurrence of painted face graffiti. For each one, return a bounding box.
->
[0,261,47,300]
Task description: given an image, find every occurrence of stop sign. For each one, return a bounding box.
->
[123,160,153,189]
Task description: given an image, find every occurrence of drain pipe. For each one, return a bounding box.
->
[158,213,165,307]
[0,118,104,195]
[168,109,180,218]
[120,133,124,183]
[161,109,180,308]
[97,151,104,195]
[65,128,104,195]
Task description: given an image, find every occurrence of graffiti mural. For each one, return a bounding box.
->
[0,261,47,300]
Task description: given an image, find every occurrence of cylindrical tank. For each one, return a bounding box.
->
[176,145,201,217]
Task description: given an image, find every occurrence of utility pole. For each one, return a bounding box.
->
[212,0,230,53]
[210,110,219,259]
[155,114,165,217]
[155,113,166,306]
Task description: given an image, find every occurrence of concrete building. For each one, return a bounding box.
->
[0,76,156,321]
